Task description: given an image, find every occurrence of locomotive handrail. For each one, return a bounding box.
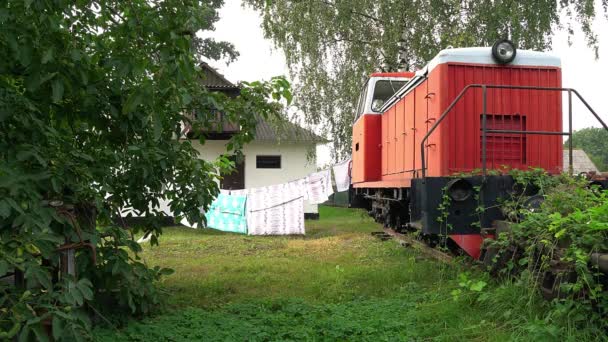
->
[420,84,608,179]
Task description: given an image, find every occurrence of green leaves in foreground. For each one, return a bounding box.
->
[487,171,608,333]
[97,293,521,342]
[1,0,291,340]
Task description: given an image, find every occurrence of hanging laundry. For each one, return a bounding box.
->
[305,169,333,204]
[332,159,352,192]
[229,189,249,197]
[246,183,305,235]
[247,197,304,235]
[204,193,247,234]
[283,197,305,234]
[283,179,307,202]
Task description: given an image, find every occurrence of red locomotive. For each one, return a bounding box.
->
[349,40,608,259]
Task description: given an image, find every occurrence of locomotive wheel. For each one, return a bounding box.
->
[383,212,390,228]
[395,216,402,232]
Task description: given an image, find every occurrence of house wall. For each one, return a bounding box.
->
[190,139,319,214]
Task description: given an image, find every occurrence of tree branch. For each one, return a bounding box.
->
[292,0,384,23]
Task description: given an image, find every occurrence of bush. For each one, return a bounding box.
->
[486,170,608,333]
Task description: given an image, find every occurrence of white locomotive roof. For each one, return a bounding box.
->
[378,47,562,113]
[418,47,561,76]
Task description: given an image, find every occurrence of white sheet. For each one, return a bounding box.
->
[246,183,305,235]
[305,169,333,204]
[332,159,352,192]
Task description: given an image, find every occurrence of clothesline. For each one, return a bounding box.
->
[249,195,305,212]
[174,158,352,237]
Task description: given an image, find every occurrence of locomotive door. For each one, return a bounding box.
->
[425,72,441,176]
[395,100,405,174]
[382,111,388,176]
[414,80,428,175]
[387,106,396,175]
[404,93,415,177]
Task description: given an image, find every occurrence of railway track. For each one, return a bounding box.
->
[379,228,453,263]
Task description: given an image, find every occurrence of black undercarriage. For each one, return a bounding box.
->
[350,175,608,239]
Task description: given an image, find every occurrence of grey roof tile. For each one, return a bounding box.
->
[254,114,328,143]
[563,149,599,174]
[197,64,327,144]
[199,63,240,90]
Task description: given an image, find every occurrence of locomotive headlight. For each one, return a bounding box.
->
[445,178,474,202]
[491,39,517,64]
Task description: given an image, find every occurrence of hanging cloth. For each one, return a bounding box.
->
[246,183,305,235]
[229,189,249,197]
[332,159,352,192]
[286,178,308,201]
[204,193,248,234]
[305,169,333,204]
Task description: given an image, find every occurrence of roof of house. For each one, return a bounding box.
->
[563,149,599,174]
[200,62,240,90]
[254,115,328,143]
[196,63,327,144]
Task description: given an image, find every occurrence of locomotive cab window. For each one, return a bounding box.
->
[371,80,407,112]
[256,155,281,169]
[354,80,369,120]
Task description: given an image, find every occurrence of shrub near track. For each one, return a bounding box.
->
[486,170,608,336]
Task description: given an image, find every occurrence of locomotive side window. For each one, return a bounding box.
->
[355,80,369,120]
[371,80,407,112]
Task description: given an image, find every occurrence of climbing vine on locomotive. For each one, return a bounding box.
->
[349,40,608,259]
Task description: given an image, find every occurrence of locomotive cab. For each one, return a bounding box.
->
[354,73,414,120]
[352,72,414,185]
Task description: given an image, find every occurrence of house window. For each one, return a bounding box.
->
[256,155,281,169]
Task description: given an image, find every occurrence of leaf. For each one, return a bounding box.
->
[70,284,84,306]
[51,78,64,103]
[70,49,82,61]
[39,72,58,86]
[42,48,54,64]
[18,325,30,342]
[0,260,8,277]
[470,280,487,292]
[24,265,52,290]
[123,89,144,114]
[18,43,33,67]
[181,92,192,105]
[76,279,94,300]
[52,315,64,340]
[153,112,162,140]
[0,200,10,218]
[111,261,121,275]
[31,325,50,342]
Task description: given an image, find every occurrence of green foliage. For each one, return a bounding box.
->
[245,0,605,159]
[487,170,608,333]
[94,295,498,342]
[451,272,488,301]
[92,206,603,340]
[0,1,290,340]
[565,127,608,171]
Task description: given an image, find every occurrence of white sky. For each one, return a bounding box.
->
[206,1,608,165]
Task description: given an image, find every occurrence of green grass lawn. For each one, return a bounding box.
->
[94,206,588,341]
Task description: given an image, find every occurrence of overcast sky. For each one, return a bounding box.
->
[206,1,608,164]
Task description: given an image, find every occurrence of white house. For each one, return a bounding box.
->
[187,64,326,218]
